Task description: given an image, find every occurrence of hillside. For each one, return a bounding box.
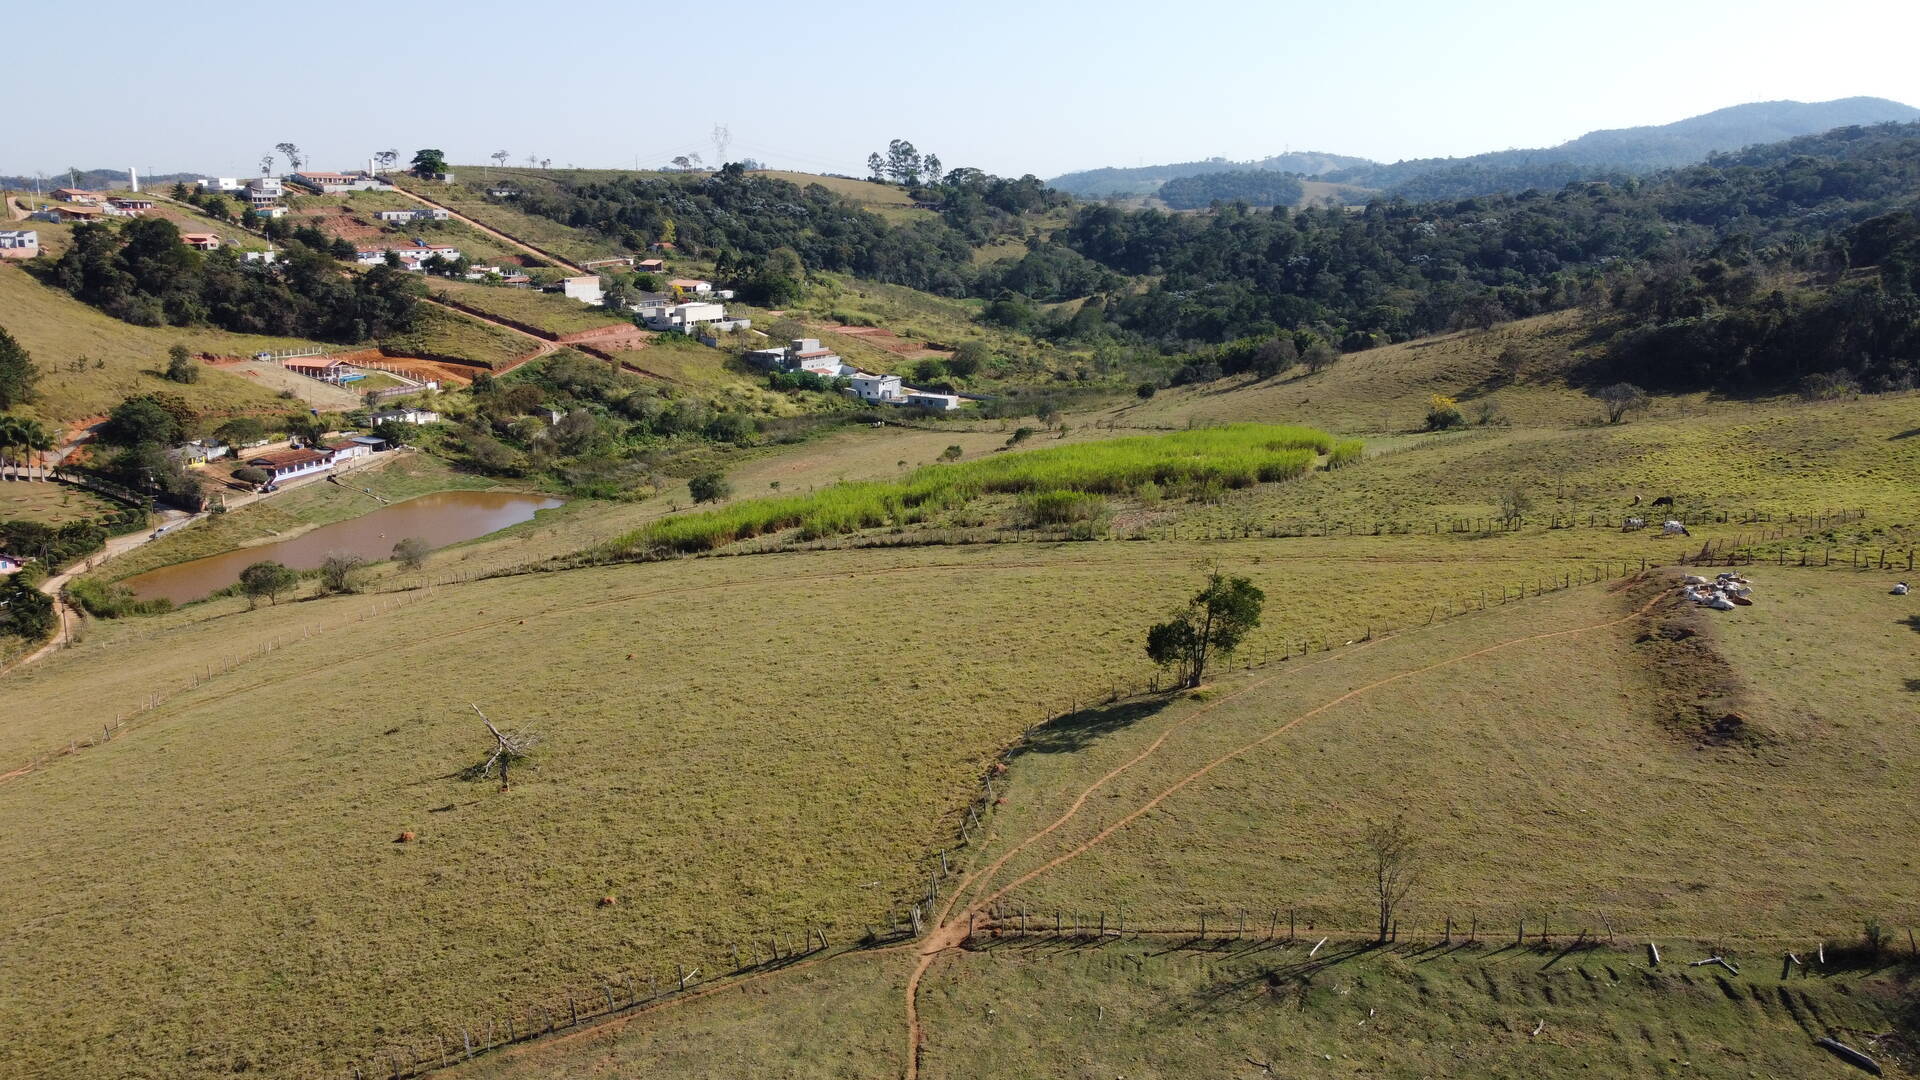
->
[1047,96,1920,203]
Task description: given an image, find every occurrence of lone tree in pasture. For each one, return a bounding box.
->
[392,536,430,570]
[688,470,731,504]
[164,344,199,384]
[410,149,447,178]
[1145,570,1265,689]
[238,561,297,608]
[466,703,538,791]
[491,150,511,171]
[319,551,366,594]
[1597,382,1650,424]
[1360,814,1421,941]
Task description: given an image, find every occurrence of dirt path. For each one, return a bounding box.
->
[898,583,1666,1079]
[390,187,590,275]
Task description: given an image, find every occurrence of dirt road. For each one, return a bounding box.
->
[390,187,590,275]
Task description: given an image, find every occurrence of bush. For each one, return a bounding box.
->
[1135,382,1157,399]
[164,344,199,384]
[318,552,366,595]
[239,560,299,606]
[391,537,431,570]
[65,577,172,618]
[232,466,269,486]
[939,444,963,461]
[1424,393,1466,430]
[1021,489,1106,527]
[1007,426,1036,446]
[688,470,732,503]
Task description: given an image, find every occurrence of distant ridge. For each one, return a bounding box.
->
[1048,97,1920,202]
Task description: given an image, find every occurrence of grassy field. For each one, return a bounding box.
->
[0,480,118,525]
[381,302,535,370]
[432,278,630,337]
[0,265,332,425]
[392,172,628,265]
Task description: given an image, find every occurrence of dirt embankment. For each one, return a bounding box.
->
[1626,573,1768,748]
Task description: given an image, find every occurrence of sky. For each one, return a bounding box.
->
[3,0,1918,181]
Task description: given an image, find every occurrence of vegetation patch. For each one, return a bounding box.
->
[608,423,1344,556]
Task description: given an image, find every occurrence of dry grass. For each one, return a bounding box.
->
[433,278,629,337]
[0,266,329,425]
[382,303,534,370]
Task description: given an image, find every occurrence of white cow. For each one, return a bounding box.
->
[1662,520,1689,536]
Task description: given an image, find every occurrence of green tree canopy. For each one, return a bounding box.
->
[1145,571,1266,688]
[0,325,40,409]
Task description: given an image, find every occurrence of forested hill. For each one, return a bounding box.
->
[1047,97,1919,204]
[0,168,203,191]
[1047,152,1373,199]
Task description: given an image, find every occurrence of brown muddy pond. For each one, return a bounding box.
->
[124,490,564,605]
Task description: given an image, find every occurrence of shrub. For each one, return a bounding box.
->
[1424,394,1465,430]
[164,344,199,384]
[1498,487,1534,519]
[1007,426,1036,446]
[319,552,366,595]
[391,537,431,570]
[939,444,963,461]
[232,466,269,486]
[239,561,298,607]
[688,470,732,503]
[1020,490,1105,527]
[65,577,172,618]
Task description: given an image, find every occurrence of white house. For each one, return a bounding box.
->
[242,250,279,264]
[354,242,461,269]
[668,278,712,295]
[372,407,442,425]
[849,372,905,404]
[787,338,846,375]
[556,275,604,305]
[374,207,450,223]
[904,390,964,411]
[245,177,284,205]
[180,232,222,251]
[205,177,245,193]
[104,198,155,217]
[251,205,290,219]
[642,300,727,333]
[0,230,38,260]
[324,439,373,462]
[0,554,24,575]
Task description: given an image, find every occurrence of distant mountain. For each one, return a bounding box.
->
[1048,97,1920,204]
[1049,152,1373,199]
[0,168,203,192]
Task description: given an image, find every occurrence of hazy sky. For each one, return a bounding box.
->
[4,0,1917,180]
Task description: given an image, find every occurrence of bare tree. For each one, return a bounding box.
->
[526,153,537,167]
[467,704,538,791]
[1596,382,1650,424]
[1361,814,1420,941]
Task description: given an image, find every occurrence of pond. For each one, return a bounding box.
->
[123,490,565,605]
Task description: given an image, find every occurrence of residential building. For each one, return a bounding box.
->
[904,390,963,411]
[641,300,730,334]
[746,345,790,368]
[51,188,102,204]
[635,258,667,273]
[373,207,450,223]
[648,241,676,253]
[554,275,604,305]
[787,339,846,376]
[669,278,712,295]
[246,448,335,482]
[348,435,389,452]
[371,407,442,425]
[290,170,391,194]
[0,554,23,575]
[245,177,284,205]
[849,372,906,404]
[204,178,245,193]
[353,241,461,269]
[242,250,279,264]
[180,232,222,251]
[31,204,104,223]
[581,256,633,269]
[0,230,38,259]
[285,358,353,383]
[174,440,230,465]
[104,198,155,217]
[251,205,290,220]
[324,439,373,462]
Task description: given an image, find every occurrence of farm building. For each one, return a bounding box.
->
[371,407,441,425]
[246,448,335,482]
[649,241,676,253]
[31,205,103,223]
[554,276,604,305]
[204,177,245,193]
[180,232,222,251]
[323,440,374,462]
[291,171,391,194]
[904,390,964,411]
[0,230,38,259]
[0,554,24,575]
[104,198,155,216]
[373,207,450,223]
[636,258,666,273]
[788,339,847,375]
[284,358,355,383]
[51,188,102,204]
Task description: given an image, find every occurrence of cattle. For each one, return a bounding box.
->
[1663,520,1690,536]
[1630,495,1642,506]
[1895,582,1910,596]
[394,831,416,844]
[1650,495,1675,508]
[1624,517,1646,531]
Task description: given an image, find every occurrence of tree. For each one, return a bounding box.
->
[375,149,399,173]
[491,150,510,171]
[392,536,431,570]
[948,340,989,378]
[1136,381,1157,399]
[102,394,187,447]
[939,444,963,461]
[0,578,55,640]
[1254,336,1297,378]
[867,153,886,182]
[1498,486,1533,520]
[1302,340,1339,374]
[1597,382,1650,424]
[410,149,447,178]
[232,466,269,487]
[672,155,693,172]
[1144,571,1265,688]
[0,325,41,408]
[319,551,366,594]
[164,344,199,384]
[688,470,731,503]
[1360,814,1421,941]
[238,561,298,608]
[885,139,922,185]
[1424,393,1463,430]
[0,416,54,469]
[259,154,274,176]
[924,154,943,186]
[214,416,266,447]
[274,142,304,170]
